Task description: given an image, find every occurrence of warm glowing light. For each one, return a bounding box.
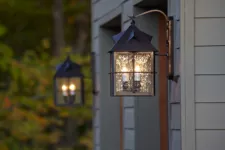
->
[134,65,141,81]
[69,84,76,91]
[114,52,154,95]
[135,65,140,72]
[121,67,129,82]
[62,85,67,91]
[121,67,128,72]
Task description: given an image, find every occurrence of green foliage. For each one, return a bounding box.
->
[0,0,92,149]
[0,40,93,150]
[0,0,90,56]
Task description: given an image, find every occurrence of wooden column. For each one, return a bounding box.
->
[159,15,169,150]
[120,97,124,150]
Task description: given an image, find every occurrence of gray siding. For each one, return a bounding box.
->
[133,7,160,150]
[181,0,225,149]
[194,0,225,150]
[99,29,121,150]
[92,0,182,150]
[122,2,136,150]
[92,1,123,150]
[168,0,181,149]
[92,0,123,21]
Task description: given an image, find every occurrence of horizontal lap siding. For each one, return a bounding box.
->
[195,47,225,75]
[195,19,225,46]
[196,103,225,129]
[169,0,181,149]
[92,1,124,150]
[195,76,225,102]
[92,0,123,21]
[171,104,181,130]
[195,0,225,17]
[124,130,135,150]
[196,130,225,150]
[195,0,225,150]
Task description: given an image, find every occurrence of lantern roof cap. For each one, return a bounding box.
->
[54,56,83,78]
[109,22,158,53]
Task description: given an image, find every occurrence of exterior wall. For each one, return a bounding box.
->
[168,0,181,150]
[92,1,126,150]
[133,7,160,150]
[122,2,136,150]
[99,28,121,150]
[92,0,181,150]
[181,0,225,150]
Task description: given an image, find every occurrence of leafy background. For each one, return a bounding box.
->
[0,0,92,150]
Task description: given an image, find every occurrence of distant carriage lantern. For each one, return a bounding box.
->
[109,12,178,97]
[54,56,84,106]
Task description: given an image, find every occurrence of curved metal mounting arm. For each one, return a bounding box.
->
[128,9,179,82]
[134,9,169,21]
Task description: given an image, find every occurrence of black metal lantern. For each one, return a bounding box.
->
[54,56,84,106]
[109,21,157,96]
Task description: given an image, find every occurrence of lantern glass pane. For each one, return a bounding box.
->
[134,52,154,95]
[113,52,133,95]
[55,77,82,105]
[113,52,154,96]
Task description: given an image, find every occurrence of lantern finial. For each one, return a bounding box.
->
[128,15,136,25]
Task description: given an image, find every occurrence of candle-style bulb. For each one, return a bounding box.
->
[69,84,76,95]
[134,65,141,92]
[62,84,67,91]
[122,67,128,82]
[134,65,141,81]
[135,65,140,72]
[122,67,128,72]
[62,84,68,96]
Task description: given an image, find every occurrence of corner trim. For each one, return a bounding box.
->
[180,0,196,150]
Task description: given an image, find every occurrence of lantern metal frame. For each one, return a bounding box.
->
[54,56,85,107]
[109,20,157,96]
[134,9,179,81]
[108,9,179,97]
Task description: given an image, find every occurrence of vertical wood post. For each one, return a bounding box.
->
[159,15,169,150]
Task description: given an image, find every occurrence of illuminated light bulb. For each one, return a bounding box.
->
[62,84,68,96]
[134,65,141,81]
[69,84,76,95]
[122,67,128,72]
[122,67,128,82]
[135,65,140,72]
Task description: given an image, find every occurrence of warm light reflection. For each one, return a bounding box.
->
[134,65,141,81]
[121,67,128,82]
[69,84,76,91]
[62,84,68,96]
[114,52,154,95]
[69,84,76,95]
[121,67,128,72]
[62,84,67,91]
[135,65,140,72]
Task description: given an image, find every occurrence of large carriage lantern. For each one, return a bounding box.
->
[54,56,84,106]
[109,20,157,96]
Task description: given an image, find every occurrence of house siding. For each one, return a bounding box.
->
[133,7,160,150]
[92,0,182,150]
[168,0,181,149]
[181,0,225,149]
[122,2,136,150]
[195,4,225,148]
[92,1,123,150]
